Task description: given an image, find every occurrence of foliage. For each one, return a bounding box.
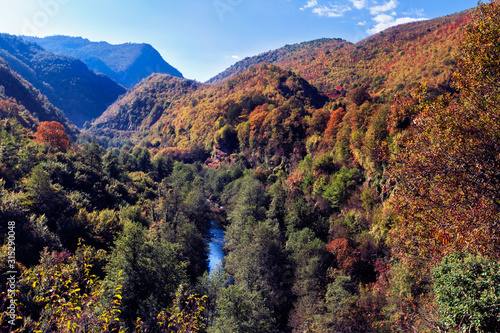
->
[208,12,468,95]
[164,286,208,333]
[432,252,500,332]
[389,0,500,263]
[34,121,71,152]
[1,4,496,332]
[2,245,124,332]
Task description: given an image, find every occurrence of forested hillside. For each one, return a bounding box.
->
[2,2,500,332]
[22,36,184,88]
[209,10,470,96]
[0,34,126,127]
[0,58,77,137]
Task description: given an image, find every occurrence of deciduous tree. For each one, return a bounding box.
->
[389,1,500,263]
[34,121,70,152]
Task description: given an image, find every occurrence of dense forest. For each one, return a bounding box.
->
[1,2,500,332]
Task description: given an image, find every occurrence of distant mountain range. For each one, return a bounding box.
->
[0,33,126,127]
[22,35,184,88]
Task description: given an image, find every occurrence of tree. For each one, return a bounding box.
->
[24,165,58,217]
[432,252,500,332]
[152,153,173,180]
[34,121,70,152]
[209,284,276,333]
[103,149,121,179]
[389,1,500,263]
[136,148,152,173]
[82,140,103,171]
[163,286,208,333]
[104,222,187,330]
[347,87,370,106]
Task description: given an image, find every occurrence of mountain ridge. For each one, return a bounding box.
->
[0,33,126,128]
[89,8,472,156]
[207,10,471,96]
[22,35,184,88]
[0,57,78,137]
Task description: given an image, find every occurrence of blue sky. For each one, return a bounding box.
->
[0,0,478,82]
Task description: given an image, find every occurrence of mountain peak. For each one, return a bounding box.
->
[22,35,183,88]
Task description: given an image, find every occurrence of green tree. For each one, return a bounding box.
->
[104,221,187,330]
[103,149,121,179]
[136,148,152,173]
[82,140,103,171]
[152,153,173,180]
[209,284,276,333]
[432,252,500,332]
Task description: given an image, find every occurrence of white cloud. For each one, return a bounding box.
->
[357,20,367,26]
[403,8,425,17]
[367,15,427,34]
[312,4,352,17]
[301,1,352,17]
[369,0,398,15]
[373,13,394,24]
[349,0,367,10]
[231,55,241,60]
[300,0,318,10]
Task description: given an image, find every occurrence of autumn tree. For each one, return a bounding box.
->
[389,1,500,263]
[34,121,70,152]
[347,87,370,106]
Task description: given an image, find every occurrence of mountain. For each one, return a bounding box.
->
[90,9,471,157]
[89,64,330,165]
[0,33,126,128]
[22,35,184,88]
[0,57,78,137]
[5,3,500,333]
[91,74,202,133]
[208,11,471,96]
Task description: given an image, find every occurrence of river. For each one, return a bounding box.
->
[207,221,225,272]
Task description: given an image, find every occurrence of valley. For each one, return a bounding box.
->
[0,2,499,332]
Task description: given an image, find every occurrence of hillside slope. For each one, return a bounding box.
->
[0,33,126,127]
[0,57,78,137]
[208,11,471,96]
[23,35,183,88]
[89,65,329,163]
[90,9,471,158]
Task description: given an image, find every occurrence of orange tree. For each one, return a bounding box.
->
[388,0,500,264]
[34,121,71,152]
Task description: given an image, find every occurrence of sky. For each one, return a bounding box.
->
[0,0,479,82]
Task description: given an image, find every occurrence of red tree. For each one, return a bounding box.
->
[35,121,71,152]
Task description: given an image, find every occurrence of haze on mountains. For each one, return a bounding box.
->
[0,33,125,127]
[1,1,500,332]
[22,36,184,89]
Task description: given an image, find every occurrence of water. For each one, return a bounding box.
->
[207,221,225,273]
